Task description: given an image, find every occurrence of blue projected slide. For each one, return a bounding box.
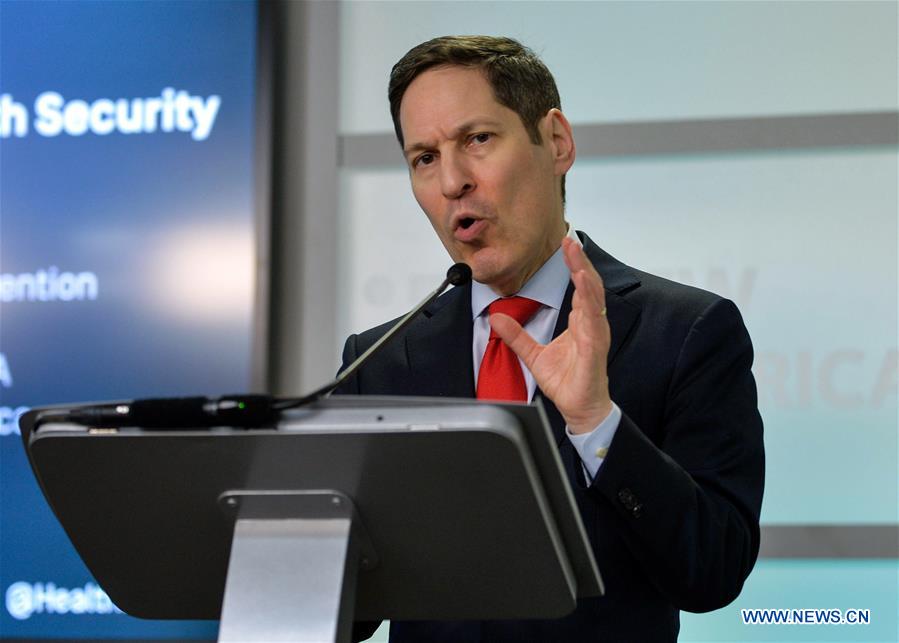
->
[0,2,261,638]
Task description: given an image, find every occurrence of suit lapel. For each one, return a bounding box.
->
[537,232,642,444]
[405,282,476,398]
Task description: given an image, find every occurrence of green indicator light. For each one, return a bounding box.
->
[238,402,246,410]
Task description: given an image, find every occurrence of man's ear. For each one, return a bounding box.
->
[545,108,576,176]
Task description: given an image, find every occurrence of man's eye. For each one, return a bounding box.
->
[471,133,491,144]
[414,153,435,167]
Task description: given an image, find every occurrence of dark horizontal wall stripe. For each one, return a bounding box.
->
[760,525,899,559]
[340,132,403,167]
[574,111,899,158]
[339,111,899,167]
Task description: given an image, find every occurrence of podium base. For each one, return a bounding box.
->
[217,491,365,643]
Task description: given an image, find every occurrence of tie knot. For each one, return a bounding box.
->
[488,296,541,326]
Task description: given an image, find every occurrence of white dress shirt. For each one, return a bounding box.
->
[470,227,621,480]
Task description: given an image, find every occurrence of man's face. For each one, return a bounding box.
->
[399,65,572,295]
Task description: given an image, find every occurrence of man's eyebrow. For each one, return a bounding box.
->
[403,120,503,156]
[403,140,434,156]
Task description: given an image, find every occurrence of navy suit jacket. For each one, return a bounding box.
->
[339,233,765,642]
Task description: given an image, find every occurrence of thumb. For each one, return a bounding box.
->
[490,313,542,369]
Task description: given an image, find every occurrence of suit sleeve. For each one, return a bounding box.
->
[590,297,764,613]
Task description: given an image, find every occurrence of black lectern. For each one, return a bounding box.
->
[20,396,603,642]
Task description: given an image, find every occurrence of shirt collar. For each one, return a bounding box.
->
[471,225,581,320]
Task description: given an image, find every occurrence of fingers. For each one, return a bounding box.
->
[572,268,605,314]
[489,313,543,369]
[563,237,607,320]
[562,236,595,276]
[570,273,609,352]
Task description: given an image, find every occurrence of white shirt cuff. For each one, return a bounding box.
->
[565,402,622,482]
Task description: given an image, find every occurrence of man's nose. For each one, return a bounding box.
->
[439,154,475,199]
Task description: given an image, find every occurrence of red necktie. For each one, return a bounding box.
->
[476,297,542,402]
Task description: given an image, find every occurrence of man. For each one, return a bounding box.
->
[339,36,764,642]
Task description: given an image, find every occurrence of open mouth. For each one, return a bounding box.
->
[453,215,486,242]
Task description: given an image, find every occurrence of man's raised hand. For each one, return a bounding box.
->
[488,237,613,433]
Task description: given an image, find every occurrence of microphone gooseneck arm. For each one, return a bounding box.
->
[33,263,471,428]
[274,262,472,410]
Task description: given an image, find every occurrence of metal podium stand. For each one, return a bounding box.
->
[217,489,375,642]
[21,397,603,643]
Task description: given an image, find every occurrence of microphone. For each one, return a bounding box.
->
[446,262,472,287]
[36,394,277,429]
[35,263,471,428]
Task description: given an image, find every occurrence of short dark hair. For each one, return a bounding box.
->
[389,35,565,200]
[389,35,561,148]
